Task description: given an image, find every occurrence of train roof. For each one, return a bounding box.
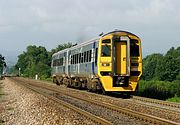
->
[102,30,139,38]
[69,38,99,50]
[52,38,99,57]
[52,48,69,57]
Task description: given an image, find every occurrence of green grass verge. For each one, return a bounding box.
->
[167,97,180,103]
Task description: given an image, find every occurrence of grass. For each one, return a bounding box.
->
[167,97,180,103]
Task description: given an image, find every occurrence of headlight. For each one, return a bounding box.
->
[102,63,110,66]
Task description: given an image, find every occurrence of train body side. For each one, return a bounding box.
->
[68,39,99,77]
[51,39,99,86]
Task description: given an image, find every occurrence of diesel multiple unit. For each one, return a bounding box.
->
[51,30,142,93]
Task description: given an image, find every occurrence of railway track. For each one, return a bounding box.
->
[9,78,112,125]
[9,77,180,125]
[132,96,180,109]
[34,79,180,123]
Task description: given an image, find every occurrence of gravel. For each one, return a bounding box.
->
[53,93,147,125]
[55,85,180,123]
[0,78,94,125]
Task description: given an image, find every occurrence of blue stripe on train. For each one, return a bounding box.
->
[92,42,95,75]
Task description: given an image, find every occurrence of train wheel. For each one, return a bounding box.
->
[91,81,97,91]
[52,77,57,83]
[69,78,73,87]
[63,77,68,87]
[81,81,86,89]
[87,80,98,92]
[75,77,82,88]
[55,81,60,86]
[56,77,61,85]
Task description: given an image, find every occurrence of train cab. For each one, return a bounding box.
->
[97,31,142,92]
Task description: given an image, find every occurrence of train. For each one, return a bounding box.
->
[51,30,142,94]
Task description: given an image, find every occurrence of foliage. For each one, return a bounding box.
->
[6,66,19,75]
[0,54,6,74]
[137,80,172,100]
[137,80,180,100]
[167,97,180,103]
[139,46,180,101]
[15,45,51,79]
[142,54,163,80]
[142,47,180,82]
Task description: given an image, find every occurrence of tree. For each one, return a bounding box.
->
[0,54,6,74]
[15,45,51,78]
[142,47,180,82]
[158,47,180,81]
[142,53,163,80]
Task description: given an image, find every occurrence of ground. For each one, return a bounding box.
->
[0,79,93,125]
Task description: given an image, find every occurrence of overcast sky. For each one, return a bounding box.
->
[0,0,180,63]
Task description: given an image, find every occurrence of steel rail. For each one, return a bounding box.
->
[133,96,180,108]
[11,77,179,125]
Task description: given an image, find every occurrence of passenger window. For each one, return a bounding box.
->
[77,54,79,64]
[74,55,76,64]
[59,58,61,66]
[71,55,73,64]
[130,40,140,57]
[76,54,78,64]
[84,51,86,62]
[61,58,63,65]
[86,51,89,62]
[81,53,84,63]
[53,59,56,66]
[60,58,63,66]
[57,59,60,66]
[79,53,81,63]
[73,55,75,64]
[89,50,92,62]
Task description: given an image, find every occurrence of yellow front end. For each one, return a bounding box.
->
[97,32,142,92]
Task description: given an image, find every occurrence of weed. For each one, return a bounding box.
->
[167,97,180,103]
[6,107,14,111]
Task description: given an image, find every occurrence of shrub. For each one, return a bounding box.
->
[137,80,174,100]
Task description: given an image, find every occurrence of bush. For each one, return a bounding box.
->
[45,77,52,81]
[137,80,175,100]
[169,80,180,97]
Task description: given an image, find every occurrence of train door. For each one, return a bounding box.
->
[114,36,130,76]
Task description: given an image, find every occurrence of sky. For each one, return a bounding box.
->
[0,0,180,64]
